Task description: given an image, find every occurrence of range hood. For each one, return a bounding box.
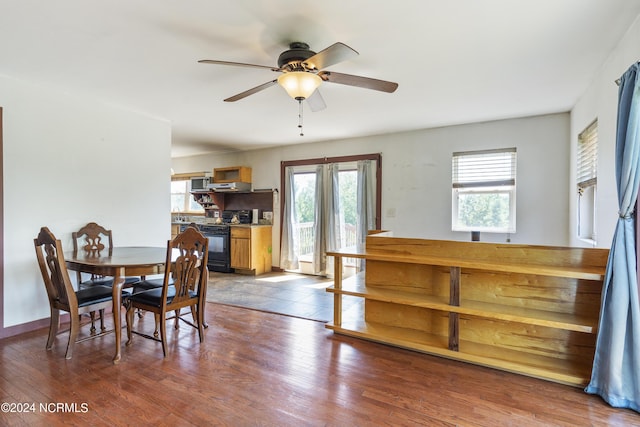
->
[207,182,251,192]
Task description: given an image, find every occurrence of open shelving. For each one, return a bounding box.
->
[326,233,608,387]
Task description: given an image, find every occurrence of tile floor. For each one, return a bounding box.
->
[206,271,362,322]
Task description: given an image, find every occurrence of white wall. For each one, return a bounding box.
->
[173,112,571,267]
[570,15,640,249]
[1,75,172,329]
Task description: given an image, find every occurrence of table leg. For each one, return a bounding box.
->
[112,267,125,364]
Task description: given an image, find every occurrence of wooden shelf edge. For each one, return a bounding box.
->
[328,282,597,333]
[325,321,591,387]
[330,252,604,280]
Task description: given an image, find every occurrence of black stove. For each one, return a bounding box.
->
[179,223,232,273]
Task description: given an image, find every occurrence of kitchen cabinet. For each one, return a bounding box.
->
[231,225,272,275]
[327,232,608,387]
[213,166,252,183]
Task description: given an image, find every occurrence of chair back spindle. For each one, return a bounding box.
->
[72,222,113,257]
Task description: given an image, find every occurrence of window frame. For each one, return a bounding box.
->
[281,154,381,273]
[577,119,598,243]
[451,148,517,233]
[171,172,206,214]
[280,153,382,232]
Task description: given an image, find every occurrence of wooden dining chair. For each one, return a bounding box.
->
[73,222,147,332]
[34,227,115,359]
[72,222,142,289]
[125,226,209,357]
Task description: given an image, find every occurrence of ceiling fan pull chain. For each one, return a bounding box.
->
[298,99,304,136]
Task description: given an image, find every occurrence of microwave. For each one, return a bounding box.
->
[190,177,211,191]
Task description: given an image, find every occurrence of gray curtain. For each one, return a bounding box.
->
[311,164,326,274]
[280,166,299,270]
[327,163,342,250]
[324,164,341,277]
[585,62,640,413]
[356,160,375,251]
[356,160,375,271]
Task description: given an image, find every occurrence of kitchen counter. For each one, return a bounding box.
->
[172,222,272,229]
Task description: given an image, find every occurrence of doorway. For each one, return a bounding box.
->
[291,167,358,274]
[280,154,381,278]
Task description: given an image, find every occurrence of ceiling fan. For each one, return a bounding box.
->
[198,41,399,113]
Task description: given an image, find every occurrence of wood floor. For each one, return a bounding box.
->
[0,303,637,426]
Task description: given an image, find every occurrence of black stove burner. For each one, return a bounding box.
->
[199,224,229,234]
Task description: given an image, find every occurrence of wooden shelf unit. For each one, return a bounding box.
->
[213,166,252,183]
[326,233,608,387]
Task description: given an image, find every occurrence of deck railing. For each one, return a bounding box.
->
[295,222,357,265]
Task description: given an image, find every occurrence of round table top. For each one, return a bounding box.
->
[65,246,168,268]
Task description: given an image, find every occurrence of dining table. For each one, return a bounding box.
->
[65,246,167,364]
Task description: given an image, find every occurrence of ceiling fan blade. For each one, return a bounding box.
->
[224,80,278,102]
[303,42,358,71]
[318,71,398,93]
[198,59,281,72]
[306,89,327,112]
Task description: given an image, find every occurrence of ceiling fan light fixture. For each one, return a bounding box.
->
[277,71,322,100]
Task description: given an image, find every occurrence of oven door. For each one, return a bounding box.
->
[204,232,233,273]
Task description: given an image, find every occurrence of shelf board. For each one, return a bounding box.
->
[328,280,597,333]
[457,300,596,333]
[371,253,604,280]
[326,320,591,387]
[327,251,605,280]
[327,247,366,259]
[326,318,449,350]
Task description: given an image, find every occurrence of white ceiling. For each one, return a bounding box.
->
[1,1,639,158]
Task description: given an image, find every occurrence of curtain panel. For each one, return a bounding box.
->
[280,166,299,270]
[312,164,326,274]
[585,62,640,413]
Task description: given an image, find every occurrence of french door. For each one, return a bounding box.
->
[280,154,381,277]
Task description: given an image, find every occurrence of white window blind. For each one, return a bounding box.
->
[451,148,517,233]
[577,120,598,188]
[577,119,598,243]
[452,148,516,188]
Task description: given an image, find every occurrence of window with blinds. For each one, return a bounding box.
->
[577,120,598,189]
[577,120,597,242]
[451,148,517,233]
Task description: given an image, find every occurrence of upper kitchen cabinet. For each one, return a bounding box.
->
[213,166,252,183]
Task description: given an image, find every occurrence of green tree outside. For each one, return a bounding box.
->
[457,192,510,229]
[294,170,358,226]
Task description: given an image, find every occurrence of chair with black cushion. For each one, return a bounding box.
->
[129,224,199,295]
[34,226,115,359]
[73,222,144,332]
[72,222,142,289]
[125,226,209,357]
